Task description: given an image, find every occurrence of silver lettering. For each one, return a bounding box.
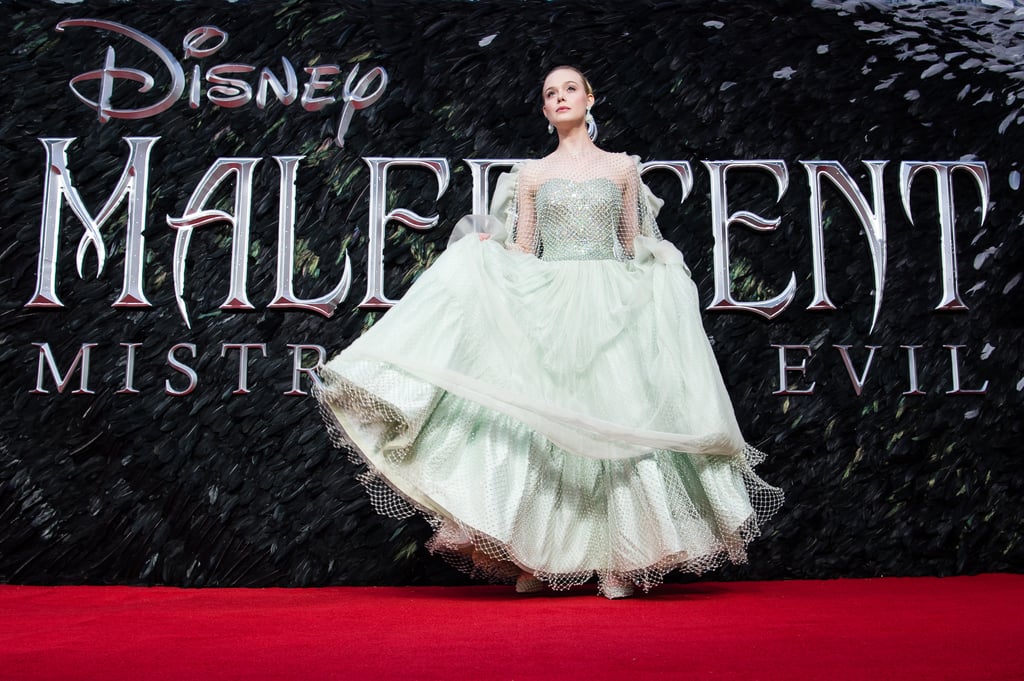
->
[335,66,388,148]
[118,342,142,394]
[58,18,185,121]
[301,65,340,111]
[31,342,98,394]
[834,344,881,396]
[221,343,268,395]
[901,344,925,396]
[639,161,694,204]
[900,162,990,311]
[944,344,989,394]
[704,161,796,318]
[256,58,298,108]
[802,161,888,332]
[359,158,451,308]
[285,344,327,396]
[167,157,262,326]
[771,344,816,395]
[463,159,527,215]
[29,137,158,309]
[205,63,256,108]
[165,343,198,396]
[267,157,352,316]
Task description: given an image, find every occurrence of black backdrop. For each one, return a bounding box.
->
[1,0,1021,586]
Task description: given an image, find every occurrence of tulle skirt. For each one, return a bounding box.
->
[315,236,782,594]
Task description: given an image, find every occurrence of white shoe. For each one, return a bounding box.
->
[601,577,635,599]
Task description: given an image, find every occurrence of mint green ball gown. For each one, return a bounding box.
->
[316,150,782,597]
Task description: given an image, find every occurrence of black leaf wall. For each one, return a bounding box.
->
[0,0,1021,586]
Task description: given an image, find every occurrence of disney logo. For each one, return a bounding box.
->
[57,18,388,149]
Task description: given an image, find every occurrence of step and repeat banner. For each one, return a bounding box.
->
[1,0,1021,585]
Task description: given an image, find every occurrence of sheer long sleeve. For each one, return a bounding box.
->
[618,162,641,259]
[503,164,540,256]
[613,156,662,261]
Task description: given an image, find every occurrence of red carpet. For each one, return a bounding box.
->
[0,574,1021,680]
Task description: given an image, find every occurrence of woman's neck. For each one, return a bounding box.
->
[554,126,598,159]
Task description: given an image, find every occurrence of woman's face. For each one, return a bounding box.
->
[542,68,594,130]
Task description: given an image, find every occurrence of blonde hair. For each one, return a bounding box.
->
[543,65,594,98]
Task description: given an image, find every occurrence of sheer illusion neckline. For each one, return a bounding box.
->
[527,150,631,187]
[536,176,618,193]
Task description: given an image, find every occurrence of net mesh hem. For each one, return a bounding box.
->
[313,374,783,595]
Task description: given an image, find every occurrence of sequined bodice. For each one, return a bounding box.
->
[535,178,621,261]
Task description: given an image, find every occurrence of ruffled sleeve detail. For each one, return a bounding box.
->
[634,235,690,274]
[491,164,521,235]
[447,165,521,247]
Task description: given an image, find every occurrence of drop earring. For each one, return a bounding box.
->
[585,108,598,142]
[548,123,554,134]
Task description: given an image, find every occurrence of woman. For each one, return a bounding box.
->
[315,66,782,599]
